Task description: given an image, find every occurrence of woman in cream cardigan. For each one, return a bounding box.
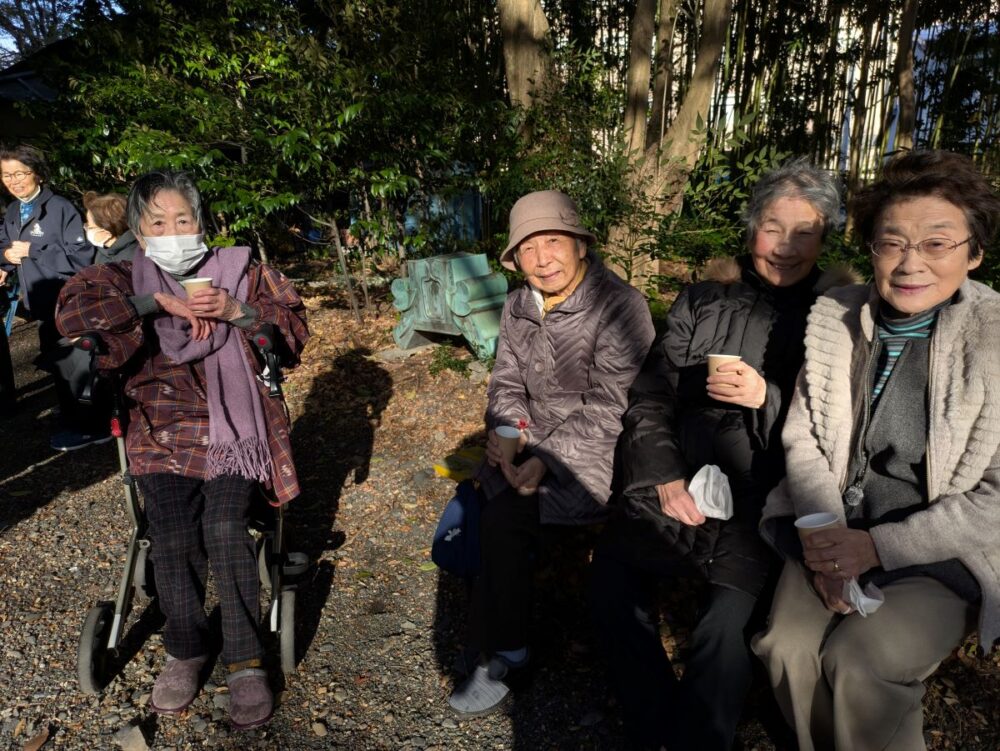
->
[754,150,1000,751]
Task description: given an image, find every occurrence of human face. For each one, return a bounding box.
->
[137,189,199,248]
[750,196,825,287]
[1,159,41,200]
[84,210,113,246]
[515,232,587,297]
[872,196,980,314]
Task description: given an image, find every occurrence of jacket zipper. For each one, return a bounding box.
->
[926,326,937,499]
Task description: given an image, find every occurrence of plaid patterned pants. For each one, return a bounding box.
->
[137,473,262,666]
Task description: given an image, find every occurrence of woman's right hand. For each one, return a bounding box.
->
[154,292,216,341]
[655,478,706,526]
[3,241,30,265]
[812,571,854,615]
[485,427,527,468]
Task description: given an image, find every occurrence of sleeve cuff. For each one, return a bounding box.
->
[230,301,258,329]
[129,294,159,317]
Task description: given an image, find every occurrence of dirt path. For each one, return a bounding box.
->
[1,288,998,750]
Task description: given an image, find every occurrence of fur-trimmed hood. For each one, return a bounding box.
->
[700,255,861,294]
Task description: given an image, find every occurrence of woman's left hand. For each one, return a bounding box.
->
[187,287,243,321]
[707,361,767,409]
[503,456,546,496]
[802,526,881,580]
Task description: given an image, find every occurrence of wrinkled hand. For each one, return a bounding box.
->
[802,527,881,580]
[485,427,527,468]
[3,241,30,265]
[813,571,854,615]
[504,456,546,496]
[707,361,767,409]
[187,287,243,321]
[153,292,216,341]
[655,478,706,526]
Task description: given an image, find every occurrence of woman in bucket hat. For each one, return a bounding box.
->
[448,190,654,715]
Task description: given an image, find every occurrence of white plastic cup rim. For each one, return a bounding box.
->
[180,277,213,286]
[794,512,840,530]
[496,425,521,439]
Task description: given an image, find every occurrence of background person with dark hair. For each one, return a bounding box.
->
[0,144,93,446]
[754,149,1000,751]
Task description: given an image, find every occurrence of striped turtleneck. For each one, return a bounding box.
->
[872,301,948,400]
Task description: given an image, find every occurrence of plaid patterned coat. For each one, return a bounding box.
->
[55,253,309,504]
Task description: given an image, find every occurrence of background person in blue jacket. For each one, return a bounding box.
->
[0,144,96,449]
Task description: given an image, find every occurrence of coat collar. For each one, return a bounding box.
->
[18,186,54,227]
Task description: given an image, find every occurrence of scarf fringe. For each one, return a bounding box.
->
[207,437,272,485]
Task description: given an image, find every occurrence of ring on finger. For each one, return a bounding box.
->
[832,559,841,572]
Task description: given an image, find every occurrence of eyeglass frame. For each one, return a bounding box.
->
[1,170,34,182]
[869,236,973,261]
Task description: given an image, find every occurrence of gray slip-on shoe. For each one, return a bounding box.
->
[150,654,208,715]
[228,668,274,730]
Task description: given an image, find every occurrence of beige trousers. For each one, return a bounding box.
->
[752,560,973,751]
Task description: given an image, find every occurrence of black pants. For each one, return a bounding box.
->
[589,547,759,751]
[467,485,541,655]
[137,473,262,666]
[0,324,14,416]
[38,319,81,428]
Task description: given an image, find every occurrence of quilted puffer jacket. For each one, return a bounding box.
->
[607,256,857,596]
[479,255,655,524]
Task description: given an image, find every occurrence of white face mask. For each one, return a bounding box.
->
[142,234,209,274]
[86,228,111,247]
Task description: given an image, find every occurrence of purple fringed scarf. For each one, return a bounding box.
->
[133,246,272,484]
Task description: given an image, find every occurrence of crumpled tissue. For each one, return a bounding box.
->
[688,464,733,521]
[842,578,884,617]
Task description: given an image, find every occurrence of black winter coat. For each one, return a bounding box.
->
[0,187,90,320]
[605,256,852,597]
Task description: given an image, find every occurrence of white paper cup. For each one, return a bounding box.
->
[495,425,522,463]
[795,512,840,541]
[180,277,213,298]
[707,353,742,377]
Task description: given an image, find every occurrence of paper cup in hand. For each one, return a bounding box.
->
[707,353,742,379]
[794,512,840,543]
[495,425,522,464]
[180,277,213,298]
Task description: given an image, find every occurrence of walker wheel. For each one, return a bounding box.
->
[279,588,296,676]
[78,603,114,694]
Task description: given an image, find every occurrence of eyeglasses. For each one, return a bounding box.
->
[869,237,971,260]
[1,170,33,181]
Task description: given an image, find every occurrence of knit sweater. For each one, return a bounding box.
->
[761,280,1000,651]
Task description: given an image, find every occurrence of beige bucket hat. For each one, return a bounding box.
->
[500,190,596,270]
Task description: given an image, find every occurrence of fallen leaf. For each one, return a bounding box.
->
[23,726,49,751]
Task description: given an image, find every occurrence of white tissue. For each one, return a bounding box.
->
[688,464,733,521]
[842,578,885,617]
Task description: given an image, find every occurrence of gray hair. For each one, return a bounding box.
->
[742,157,842,238]
[126,170,203,235]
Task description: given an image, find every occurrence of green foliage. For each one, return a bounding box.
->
[429,345,470,376]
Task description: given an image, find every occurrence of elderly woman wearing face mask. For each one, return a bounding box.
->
[82,191,140,265]
[55,171,309,730]
[753,150,1000,751]
[1,144,91,439]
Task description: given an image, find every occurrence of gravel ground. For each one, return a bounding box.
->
[1,289,998,751]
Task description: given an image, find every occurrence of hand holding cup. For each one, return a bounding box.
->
[706,354,766,409]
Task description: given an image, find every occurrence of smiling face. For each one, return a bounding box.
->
[515,231,587,297]
[750,196,825,287]
[872,195,981,314]
[1,159,41,200]
[136,188,199,248]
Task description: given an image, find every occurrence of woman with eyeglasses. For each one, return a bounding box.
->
[753,150,1000,751]
[1,144,92,441]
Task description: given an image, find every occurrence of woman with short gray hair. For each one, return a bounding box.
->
[56,170,309,730]
[589,159,855,750]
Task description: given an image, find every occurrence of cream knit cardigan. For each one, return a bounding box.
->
[762,279,1000,651]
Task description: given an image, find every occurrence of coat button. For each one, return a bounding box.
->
[534,363,544,373]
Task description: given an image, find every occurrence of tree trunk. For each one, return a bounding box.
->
[497,0,551,108]
[624,0,656,155]
[893,0,919,151]
[608,0,734,285]
[647,0,681,151]
[650,0,733,211]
